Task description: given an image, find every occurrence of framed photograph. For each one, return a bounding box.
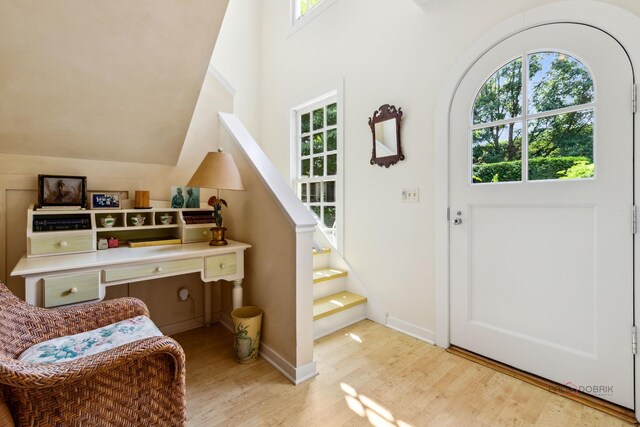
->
[171,186,200,208]
[38,175,87,208]
[89,192,121,209]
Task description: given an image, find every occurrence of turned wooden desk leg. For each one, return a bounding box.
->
[203,281,212,327]
[232,280,243,310]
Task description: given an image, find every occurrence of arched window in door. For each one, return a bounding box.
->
[471,52,595,183]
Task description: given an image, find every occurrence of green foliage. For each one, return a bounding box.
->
[472,52,594,168]
[557,161,594,179]
[473,157,591,183]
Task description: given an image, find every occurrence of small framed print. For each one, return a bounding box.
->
[38,175,87,208]
[89,192,121,209]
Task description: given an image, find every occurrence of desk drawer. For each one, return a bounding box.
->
[204,253,237,279]
[183,227,212,243]
[103,258,202,283]
[30,233,94,256]
[44,272,99,308]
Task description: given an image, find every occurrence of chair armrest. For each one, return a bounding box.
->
[0,335,184,389]
[31,297,150,338]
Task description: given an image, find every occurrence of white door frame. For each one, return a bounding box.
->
[434,0,640,417]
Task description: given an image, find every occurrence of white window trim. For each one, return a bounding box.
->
[290,84,344,253]
[288,0,340,37]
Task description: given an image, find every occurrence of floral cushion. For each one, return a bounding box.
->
[18,315,162,364]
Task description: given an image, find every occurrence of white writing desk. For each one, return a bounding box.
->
[11,240,251,325]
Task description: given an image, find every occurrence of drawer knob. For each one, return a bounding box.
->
[59,241,68,248]
[69,287,78,294]
[219,264,225,269]
[203,231,208,236]
[156,266,163,273]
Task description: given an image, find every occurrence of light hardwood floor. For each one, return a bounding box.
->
[173,320,633,426]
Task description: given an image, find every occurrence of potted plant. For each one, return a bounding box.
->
[208,196,228,246]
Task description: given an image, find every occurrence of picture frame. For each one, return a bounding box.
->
[171,186,200,209]
[38,175,87,208]
[89,192,121,210]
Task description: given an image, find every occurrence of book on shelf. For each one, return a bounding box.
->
[126,237,182,248]
[184,218,214,224]
[36,206,85,210]
[34,224,92,232]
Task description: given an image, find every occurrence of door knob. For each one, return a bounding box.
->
[451,218,463,225]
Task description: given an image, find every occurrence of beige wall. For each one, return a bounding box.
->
[219,130,302,365]
[2,71,233,331]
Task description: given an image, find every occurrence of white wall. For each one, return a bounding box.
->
[211,0,263,139]
[249,0,640,338]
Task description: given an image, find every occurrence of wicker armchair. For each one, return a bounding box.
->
[0,282,186,427]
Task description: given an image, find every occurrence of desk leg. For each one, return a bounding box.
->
[232,280,243,310]
[203,281,212,327]
[25,277,40,306]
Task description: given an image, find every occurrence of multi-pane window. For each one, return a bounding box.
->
[294,0,322,19]
[294,98,338,241]
[472,51,595,184]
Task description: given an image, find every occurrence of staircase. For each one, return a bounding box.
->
[312,245,367,339]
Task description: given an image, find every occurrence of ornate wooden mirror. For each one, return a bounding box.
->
[369,104,404,167]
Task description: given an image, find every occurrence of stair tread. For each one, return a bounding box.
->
[313,267,348,283]
[313,291,367,321]
[312,247,331,255]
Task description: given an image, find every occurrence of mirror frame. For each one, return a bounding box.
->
[368,104,404,167]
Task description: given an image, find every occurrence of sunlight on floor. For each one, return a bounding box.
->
[347,332,362,343]
[340,382,413,427]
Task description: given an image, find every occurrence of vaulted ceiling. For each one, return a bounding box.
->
[0,1,228,165]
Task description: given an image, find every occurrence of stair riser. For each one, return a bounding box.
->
[313,304,366,340]
[313,276,348,299]
[312,253,331,270]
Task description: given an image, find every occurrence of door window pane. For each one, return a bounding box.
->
[473,57,523,125]
[472,123,522,183]
[528,52,594,114]
[528,110,594,180]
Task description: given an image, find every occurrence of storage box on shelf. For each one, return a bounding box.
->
[26,205,215,257]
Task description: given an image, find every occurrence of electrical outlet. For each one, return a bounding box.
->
[401,187,419,202]
[178,287,189,301]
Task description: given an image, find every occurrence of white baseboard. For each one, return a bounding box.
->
[161,317,206,336]
[220,313,318,385]
[260,342,318,385]
[385,316,435,344]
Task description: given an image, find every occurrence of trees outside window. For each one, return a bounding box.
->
[293,94,339,245]
[472,52,595,183]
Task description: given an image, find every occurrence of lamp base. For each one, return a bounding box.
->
[209,227,228,246]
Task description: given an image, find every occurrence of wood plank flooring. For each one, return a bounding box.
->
[172,320,634,426]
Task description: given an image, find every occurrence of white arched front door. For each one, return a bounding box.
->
[449,23,634,408]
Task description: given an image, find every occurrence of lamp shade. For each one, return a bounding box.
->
[187,151,245,191]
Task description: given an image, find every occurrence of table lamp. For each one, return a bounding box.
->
[187,150,245,245]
